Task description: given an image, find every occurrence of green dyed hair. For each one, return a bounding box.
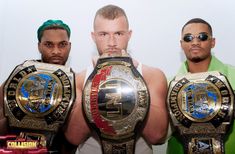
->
[37,19,71,42]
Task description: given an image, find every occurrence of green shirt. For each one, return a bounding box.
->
[167,55,235,154]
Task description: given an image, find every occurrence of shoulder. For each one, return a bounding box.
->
[75,69,87,89]
[223,64,235,89]
[141,64,167,82]
[141,64,167,93]
[75,70,87,80]
[226,64,235,71]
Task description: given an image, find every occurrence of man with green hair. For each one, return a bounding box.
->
[0,19,75,153]
[37,19,71,65]
[167,18,235,154]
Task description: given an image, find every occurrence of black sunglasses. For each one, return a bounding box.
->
[183,33,211,42]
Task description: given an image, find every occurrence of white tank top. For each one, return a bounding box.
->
[77,62,153,154]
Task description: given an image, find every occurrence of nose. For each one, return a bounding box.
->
[51,46,61,55]
[108,35,117,46]
[191,37,201,46]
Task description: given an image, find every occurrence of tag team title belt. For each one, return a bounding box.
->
[3,60,75,150]
[168,71,234,154]
[83,54,150,154]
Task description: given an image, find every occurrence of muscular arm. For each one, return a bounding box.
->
[141,65,168,144]
[0,83,8,135]
[64,70,91,145]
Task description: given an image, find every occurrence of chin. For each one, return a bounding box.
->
[191,57,203,63]
[49,61,62,65]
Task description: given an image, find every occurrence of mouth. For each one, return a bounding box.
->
[190,48,202,54]
[50,57,63,64]
[102,49,123,57]
[104,49,123,56]
[105,48,121,53]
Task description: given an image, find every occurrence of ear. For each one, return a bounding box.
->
[211,38,216,48]
[38,42,42,54]
[127,30,132,41]
[91,32,96,43]
[68,42,72,51]
[180,40,183,48]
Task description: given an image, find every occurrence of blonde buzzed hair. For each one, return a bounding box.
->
[94,4,129,28]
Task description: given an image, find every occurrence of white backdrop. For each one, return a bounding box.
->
[1,0,235,153]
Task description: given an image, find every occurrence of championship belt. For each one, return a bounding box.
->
[83,53,150,154]
[3,60,75,152]
[168,71,234,154]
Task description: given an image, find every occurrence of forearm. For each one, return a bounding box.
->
[142,105,168,144]
[65,101,91,145]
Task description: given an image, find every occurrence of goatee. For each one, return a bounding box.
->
[191,57,203,63]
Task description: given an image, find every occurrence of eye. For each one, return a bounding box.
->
[115,32,124,37]
[99,33,107,37]
[183,35,193,42]
[43,42,54,48]
[198,33,209,41]
[58,41,69,48]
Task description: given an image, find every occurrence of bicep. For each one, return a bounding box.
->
[149,71,168,108]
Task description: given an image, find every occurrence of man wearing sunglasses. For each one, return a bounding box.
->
[167,18,235,154]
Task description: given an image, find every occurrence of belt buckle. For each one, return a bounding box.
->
[168,71,234,153]
[3,60,76,149]
[83,55,150,154]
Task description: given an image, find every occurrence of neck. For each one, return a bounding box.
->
[187,56,212,73]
